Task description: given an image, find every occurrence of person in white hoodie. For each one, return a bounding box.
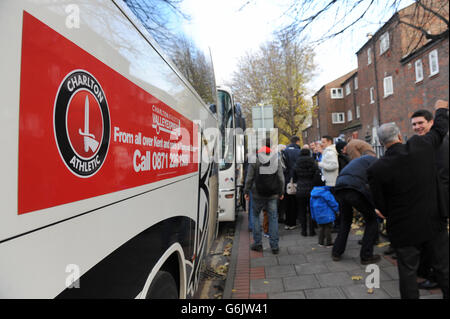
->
[318,135,341,233]
[318,136,339,187]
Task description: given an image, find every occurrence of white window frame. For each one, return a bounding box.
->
[356,105,361,119]
[332,112,345,124]
[370,87,375,104]
[330,88,343,99]
[347,110,353,122]
[415,59,423,82]
[354,77,358,90]
[383,76,394,97]
[345,83,351,96]
[367,47,372,65]
[429,49,439,77]
[316,119,320,129]
[380,32,389,55]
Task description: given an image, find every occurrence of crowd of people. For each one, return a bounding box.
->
[243,99,449,299]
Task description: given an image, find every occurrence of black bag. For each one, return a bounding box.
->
[255,156,279,197]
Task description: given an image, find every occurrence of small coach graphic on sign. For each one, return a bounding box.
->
[54,70,110,177]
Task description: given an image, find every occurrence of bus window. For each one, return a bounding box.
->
[217,90,234,171]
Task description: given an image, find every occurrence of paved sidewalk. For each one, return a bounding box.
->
[224,210,443,299]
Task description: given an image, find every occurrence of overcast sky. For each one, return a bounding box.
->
[176,0,414,95]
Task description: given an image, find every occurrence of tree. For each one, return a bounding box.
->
[124,0,215,105]
[123,0,188,50]
[170,36,216,104]
[240,0,448,46]
[230,31,316,144]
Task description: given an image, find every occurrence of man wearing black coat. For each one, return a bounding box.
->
[367,101,449,299]
[281,136,302,229]
[332,153,380,265]
[411,108,449,289]
[293,148,320,236]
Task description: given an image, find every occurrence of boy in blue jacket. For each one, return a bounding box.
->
[310,186,339,247]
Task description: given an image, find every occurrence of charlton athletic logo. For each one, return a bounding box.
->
[54,70,110,177]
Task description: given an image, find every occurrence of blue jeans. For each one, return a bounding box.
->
[251,197,279,249]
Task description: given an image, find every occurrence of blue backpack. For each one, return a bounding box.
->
[310,186,339,225]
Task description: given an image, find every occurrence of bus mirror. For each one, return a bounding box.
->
[209,104,217,114]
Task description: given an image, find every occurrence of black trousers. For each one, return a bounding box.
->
[395,230,449,299]
[332,189,378,259]
[296,195,315,233]
[285,194,298,227]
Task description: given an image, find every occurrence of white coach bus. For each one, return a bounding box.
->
[0,0,219,298]
[217,86,246,222]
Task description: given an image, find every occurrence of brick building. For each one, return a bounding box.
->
[303,70,356,144]
[303,0,449,146]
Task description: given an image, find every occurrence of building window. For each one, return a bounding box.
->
[370,87,375,104]
[345,83,351,96]
[313,96,318,106]
[347,110,353,122]
[331,88,343,99]
[415,59,423,82]
[354,77,358,90]
[332,112,345,124]
[383,76,393,97]
[380,32,389,55]
[316,119,320,128]
[429,49,439,76]
[368,48,372,65]
[356,105,361,119]
[305,131,308,138]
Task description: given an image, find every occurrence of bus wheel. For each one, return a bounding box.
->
[146,270,179,299]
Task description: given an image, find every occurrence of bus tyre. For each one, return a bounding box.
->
[146,270,179,299]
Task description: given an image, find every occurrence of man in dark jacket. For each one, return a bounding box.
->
[244,138,285,254]
[332,153,380,265]
[367,101,449,299]
[293,148,319,236]
[410,108,449,289]
[281,136,302,229]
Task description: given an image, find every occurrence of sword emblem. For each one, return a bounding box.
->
[78,95,99,153]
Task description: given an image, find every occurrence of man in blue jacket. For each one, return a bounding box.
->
[332,150,380,265]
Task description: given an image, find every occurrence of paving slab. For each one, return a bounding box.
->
[383,266,400,280]
[250,256,278,268]
[341,284,392,299]
[305,287,347,299]
[306,251,335,263]
[295,262,330,275]
[265,265,296,278]
[269,291,307,299]
[325,259,361,272]
[283,274,321,291]
[250,278,284,294]
[277,254,307,265]
[316,271,357,287]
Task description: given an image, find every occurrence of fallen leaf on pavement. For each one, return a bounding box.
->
[377,242,390,248]
[351,276,363,281]
[355,230,364,235]
[367,288,374,294]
